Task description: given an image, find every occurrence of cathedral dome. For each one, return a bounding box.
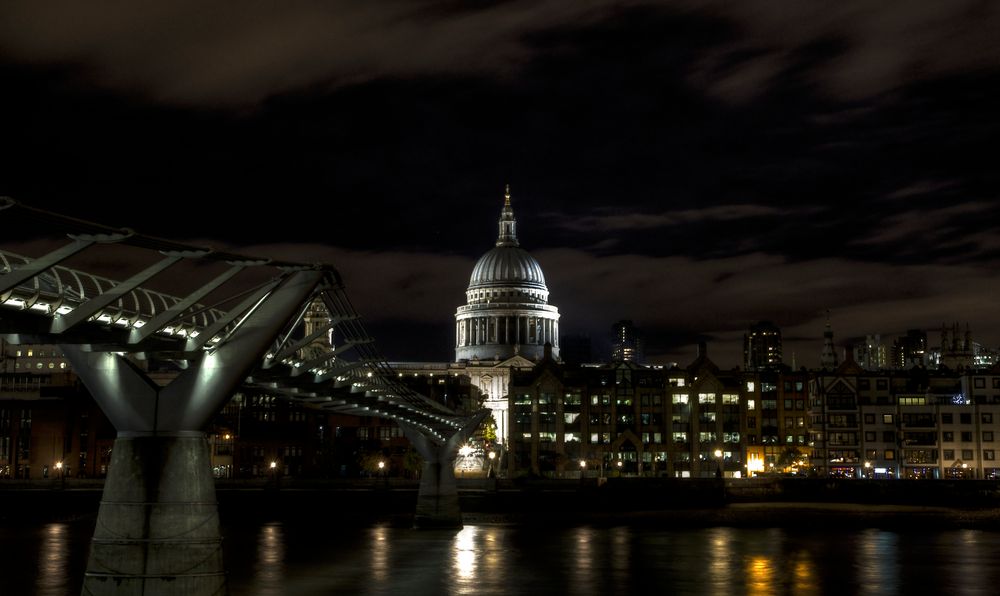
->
[454,185,560,363]
[468,245,547,291]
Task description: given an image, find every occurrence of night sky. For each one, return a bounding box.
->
[3,2,1000,367]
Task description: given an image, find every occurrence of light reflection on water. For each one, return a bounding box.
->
[8,522,1000,595]
[948,530,987,595]
[371,524,391,586]
[451,525,478,592]
[707,527,733,595]
[857,528,899,595]
[570,526,595,594]
[35,523,69,596]
[252,522,286,596]
[792,549,817,595]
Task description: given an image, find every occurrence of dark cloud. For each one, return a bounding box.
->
[0,1,624,106]
[547,204,816,233]
[3,2,1000,368]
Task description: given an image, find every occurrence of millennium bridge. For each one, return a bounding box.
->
[0,197,487,595]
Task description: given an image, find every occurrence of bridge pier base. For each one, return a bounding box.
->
[414,459,463,529]
[82,433,226,596]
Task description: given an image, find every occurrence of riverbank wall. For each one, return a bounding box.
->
[3,477,1000,527]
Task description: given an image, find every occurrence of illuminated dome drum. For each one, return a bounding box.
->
[455,186,560,362]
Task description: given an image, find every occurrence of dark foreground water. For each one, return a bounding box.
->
[5,519,1000,595]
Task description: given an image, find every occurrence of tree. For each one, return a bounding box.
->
[402,447,423,479]
[482,414,498,444]
[359,451,386,476]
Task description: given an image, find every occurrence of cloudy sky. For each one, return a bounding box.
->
[3,1,1000,367]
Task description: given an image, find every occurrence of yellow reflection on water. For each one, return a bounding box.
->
[792,551,817,596]
[254,522,286,596]
[35,523,68,596]
[745,555,775,596]
[371,525,391,585]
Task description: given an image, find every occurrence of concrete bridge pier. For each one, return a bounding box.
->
[402,410,490,529]
[83,433,225,596]
[60,269,325,596]
[413,446,463,529]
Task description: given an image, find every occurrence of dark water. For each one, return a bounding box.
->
[4,519,1000,595]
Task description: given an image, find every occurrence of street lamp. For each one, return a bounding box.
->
[713,449,723,479]
[488,451,496,478]
[55,461,64,488]
[378,460,387,487]
[864,461,872,479]
[616,459,623,476]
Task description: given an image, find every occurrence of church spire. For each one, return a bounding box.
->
[497,184,518,247]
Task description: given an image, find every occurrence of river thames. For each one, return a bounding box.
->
[5,517,1000,595]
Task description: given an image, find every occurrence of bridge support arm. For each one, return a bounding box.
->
[400,410,490,529]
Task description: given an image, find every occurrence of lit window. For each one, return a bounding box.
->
[747,382,755,392]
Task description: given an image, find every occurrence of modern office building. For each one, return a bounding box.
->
[744,321,783,372]
[611,320,644,363]
[854,334,888,371]
[892,329,927,369]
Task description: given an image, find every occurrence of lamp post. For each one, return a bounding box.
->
[864,461,872,479]
[55,461,64,489]
[713,449,723,479]
[616,459,623,477]
[488,451,496,478]
[269,460,278,488]
[579,459,586,484]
